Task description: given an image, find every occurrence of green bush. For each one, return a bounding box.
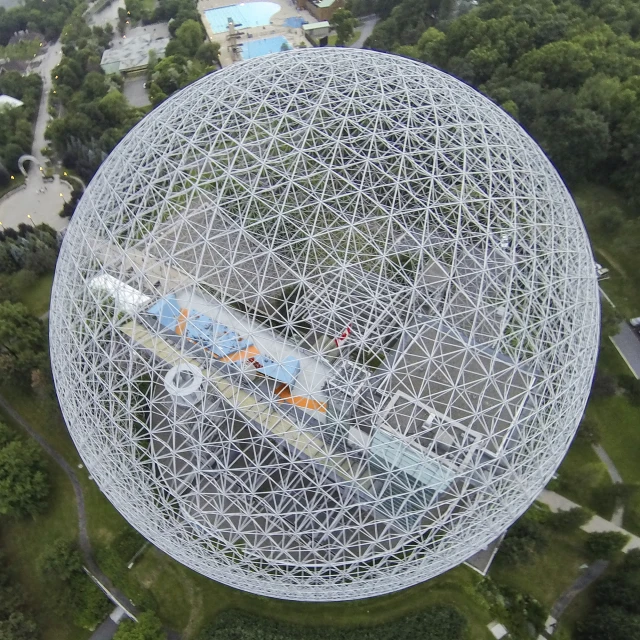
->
[199,605,467,640]
[585,531,629,560]
[39,539,111,630]
[547,507,591,532]
[0,422,49,518]
[114,612,165,639]
[496,514,548,565]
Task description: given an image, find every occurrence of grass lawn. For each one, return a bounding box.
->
[586,391,640,534]
[0,174,25,198]
[328,31,361,46]
[573,183,640,320]
[489,528,590,611]
[129,549,494,639]
[552,439,613,520]
[571,183,640,535]
[17,272,54,317]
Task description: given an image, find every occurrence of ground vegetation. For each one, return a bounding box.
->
[146,9,219,106]
[575,550,640,640]
[0,421,49,518]
[198,606,467,640]
[114,612,166,640]
[330,9,358,46]
[39,539,112,630]
[0,0,79,45]
[369,0,640,222]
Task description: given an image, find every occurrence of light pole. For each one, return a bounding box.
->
[27,214,36,227]
[60,192,68,204]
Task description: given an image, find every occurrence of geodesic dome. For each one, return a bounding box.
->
[50,48,600,601]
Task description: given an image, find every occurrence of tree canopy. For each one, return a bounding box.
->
[367,0,640,209]
[114,612,166,640]
[330,9,358,46]
[578,550,640,640]
[0,422,49,519]
[0,301,46,384]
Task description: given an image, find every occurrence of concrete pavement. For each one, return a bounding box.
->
[611,322,640,379]
[0,175,72,230]
[538,489,640,553]
[550,559,609,620]
[87,0,125,27]
[592,443,624,526]
[0,39,72,231]
[349,16,378,48]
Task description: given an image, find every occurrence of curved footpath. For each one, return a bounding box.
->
[0,394,141,625]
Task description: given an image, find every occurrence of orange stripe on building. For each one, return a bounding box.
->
[175,308,189,336]
[276,386,327,413]
[220,344,261,363]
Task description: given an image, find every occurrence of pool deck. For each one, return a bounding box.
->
[198,0,316,67]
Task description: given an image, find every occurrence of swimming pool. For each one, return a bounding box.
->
[242,36,291,59]
[284,16,306,27]
[204,2,281,34]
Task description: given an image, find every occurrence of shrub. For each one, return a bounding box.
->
[585,531,629,559]
[198,606,467,640]
[497,514,548,565]
[547,507,591,532]
[39,539,111,630]
[0,422,49,518]
[575,417,600,444]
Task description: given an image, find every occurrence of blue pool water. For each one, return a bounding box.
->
[284,16,306,27]
[242,36,291,59]
[204,2,281,34]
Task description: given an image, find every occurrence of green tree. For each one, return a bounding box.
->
[586,531,629,559]
[577,606,640,640]
[98,90,130,128]
[330,8,358,46]
[0,422,49,518]
[0,301,45,383]
[114,612,166,640]
[195,41,220,66]
[547,507,590,532]
[174,19,204,57]
[40,539,111,630]
[0,611,38,640]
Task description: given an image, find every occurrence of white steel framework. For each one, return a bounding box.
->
[50,48,600,601]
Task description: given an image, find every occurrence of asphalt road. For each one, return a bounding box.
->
[550,559,609,619]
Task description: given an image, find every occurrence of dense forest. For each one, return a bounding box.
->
[0,0,79,45]
[361,0,640,286]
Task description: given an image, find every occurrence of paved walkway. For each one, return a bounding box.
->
[0,40,72,231]
[550,559,609,620]
[611,322,640,379]
[349,15,378,48]
[592,443,624,526]
[538,490,640,552]
[0,394,141,621]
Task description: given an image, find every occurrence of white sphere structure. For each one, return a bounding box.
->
[50,48,599,601]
